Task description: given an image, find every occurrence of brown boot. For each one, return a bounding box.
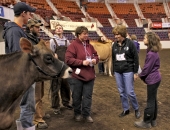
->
[134,120,151,129]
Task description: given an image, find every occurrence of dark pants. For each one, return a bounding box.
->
[144,81,161,123]
[51,78,71,109]
[70,78,94,117]
[98,62,104,73]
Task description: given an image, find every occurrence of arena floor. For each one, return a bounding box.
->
[10,49,170,130]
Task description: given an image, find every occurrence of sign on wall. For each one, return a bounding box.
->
[0,6,4,17]
[117,0,127,3]
[50,20,97,31]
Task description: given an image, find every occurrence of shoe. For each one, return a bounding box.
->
[119,110,129,117]
[53,108,61,115]
[37,122,48,129]
[63,104,73,110]
[74,115,82,122]
[85,116,93,123]
[135,109,141,119]
[151,120,157,127]
[43,113,50,119]
[134,120,151,129]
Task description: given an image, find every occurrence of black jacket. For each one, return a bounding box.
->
[26,33,40,45]
[112,38,139,73]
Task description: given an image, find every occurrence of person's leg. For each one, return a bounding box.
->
[114,72,129,111]
[82,80,94,117]
[60,78,72,109]
[144,81,160,123]
[19,83,35,128]
[34,81,48,129]
[134,81,160,129]
[51,79,60,110]
[123,72,139,110]
[98,62,104,73]
[71,78,83,116]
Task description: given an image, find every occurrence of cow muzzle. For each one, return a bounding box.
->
[62,67,72,79]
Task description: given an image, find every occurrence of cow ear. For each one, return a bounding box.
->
[44,40,50,49]
[20,37,33,53]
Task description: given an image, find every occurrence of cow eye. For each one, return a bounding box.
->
[44,54,54,63]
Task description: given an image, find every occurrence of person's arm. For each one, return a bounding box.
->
[91,45,99,65]
[139,53,156,80]
[65,43,83,67]
[131,41,139,74]
[112,42,116,72]
[6,30,22,52]
[49,39,56,52]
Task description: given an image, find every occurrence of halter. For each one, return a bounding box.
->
[28,53,64,78]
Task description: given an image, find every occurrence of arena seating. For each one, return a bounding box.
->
[0,0,15,7]
[1,0,169,41]
[85,2,112,27]
[51,0,85,22]
[139,2,166,22]
[110,3,138,27]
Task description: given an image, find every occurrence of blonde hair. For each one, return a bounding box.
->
[131,34,137,40]
[112,25,127,38]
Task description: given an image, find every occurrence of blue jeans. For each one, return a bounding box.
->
[114,72,139,111]
[19,83,35,128]
[70,78,94,117]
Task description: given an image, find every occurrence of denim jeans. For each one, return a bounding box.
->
[114,72,139,111]
[70,78,94,117]
[19,83,35,128]
[144,81,161,123]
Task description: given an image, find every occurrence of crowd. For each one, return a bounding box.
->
[2,2,162,130]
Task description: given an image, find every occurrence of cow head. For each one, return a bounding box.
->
[20,37,72,81]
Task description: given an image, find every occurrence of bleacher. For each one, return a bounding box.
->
[1,0,170,41]
[110,3,138,27]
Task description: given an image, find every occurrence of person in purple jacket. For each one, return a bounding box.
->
[131,34,140,53]
[65,26,99,123]
[134,32,162,129]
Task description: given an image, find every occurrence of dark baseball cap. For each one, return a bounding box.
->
[27,19,43,28]
[14,2,36,15]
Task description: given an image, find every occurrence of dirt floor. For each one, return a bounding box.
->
[10,49,170,130]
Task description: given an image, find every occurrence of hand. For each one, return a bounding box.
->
[54,53,58,59]
[45,40,50,49]
[134,73,138,81]
[83,60,90,66]
[91,59,96,65]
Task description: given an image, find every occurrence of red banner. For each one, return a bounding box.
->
[151,23,162,28]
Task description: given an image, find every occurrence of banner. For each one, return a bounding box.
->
[162,23,170,28]
[151,23,162,28]
[50,20,97,31]
[151,22,170,28]
[0,6,4,17]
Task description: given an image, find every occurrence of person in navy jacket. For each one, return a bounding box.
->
[135,32,162,129]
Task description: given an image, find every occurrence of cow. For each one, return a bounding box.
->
[90,40,113,77]
[0,38,72,130]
